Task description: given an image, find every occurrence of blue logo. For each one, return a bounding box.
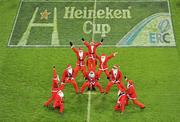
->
[149,19,171,44]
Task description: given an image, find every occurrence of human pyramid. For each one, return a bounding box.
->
[44,38,145,113]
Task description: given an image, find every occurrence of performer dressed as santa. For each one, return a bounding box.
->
[80,69,104,94]
[70,42,88,78]
[59,64,79,94]
[114,90,127,113]
[124,76,145,109]
[96,52,118,78]
[53,90,64,113]
[44,66,60,106]
[105,65,126,94]
[82,38,103,70]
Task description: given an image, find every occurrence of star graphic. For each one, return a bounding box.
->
[40,9,51,20]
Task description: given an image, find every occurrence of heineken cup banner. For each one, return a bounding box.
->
[8,0,176,47]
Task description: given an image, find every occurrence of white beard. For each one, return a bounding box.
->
[127,82,130,88]
[113,69,118,78]
[91,46,94,53]
[57,91,64,98]
[101,56,106,63]
[68,68,73,75]
[89,72,95,78]
[79,51,83,59]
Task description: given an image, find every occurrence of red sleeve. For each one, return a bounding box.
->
[72,69,76,78]
[107,54,114,60]
[61,70,66,82]
[72,47,78,54]
[95,54,100,61]
[84,41,90,48]
[118,70,123,81]
[95,42,102,47]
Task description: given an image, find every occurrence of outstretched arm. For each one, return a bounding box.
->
[82,38,90,47]
[61,70,66,83]
[70,42,78,54]
[107,52,118,60]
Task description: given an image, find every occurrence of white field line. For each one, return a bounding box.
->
[167,0,176,45]
[8,0,23,46]
[51,7,60,45]
[23,0,168,3]
[87,91,92,122]
[86,1,97,122]
[18,7,39,46]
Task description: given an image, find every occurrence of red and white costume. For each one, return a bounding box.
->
[71,46,87,77]
[125,78,145,108]
[80,70,104,93]
[96,53,115,78]
[44,66,59,106]
[53,90,64,113]
[83,40,102,70]
[105,66,126,93]
[114,91,127,113]
[59,65,79,94]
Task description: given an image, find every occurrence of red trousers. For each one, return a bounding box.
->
[44,91,57,106]
[59,79,79,93]
[97,69,110,78]
[53,97,64,113]
[87,59,97,70]
[126,98,145,108]
[80,81,104,93]
[105,81,125,93]
[114,95,127,113]
[74,65,86,77]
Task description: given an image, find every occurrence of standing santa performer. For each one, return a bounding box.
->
[114,90,127,113]
[96,52,118,78]
[80,69,104,94]
[105,65,126,94]
[53,90,64,113]
[44,66,60,106]
[59,64,79,94]
[124,76,145,109]
[81,38,103,70]
[69,41,88,78]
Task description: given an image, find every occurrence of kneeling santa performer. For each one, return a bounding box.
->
[59,64,79,94]
[125,76,145,109]
[80,69,104,94]
[114,90,127,113]
[53,90,64,113]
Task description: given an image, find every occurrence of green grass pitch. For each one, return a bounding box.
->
[0,0,180,122]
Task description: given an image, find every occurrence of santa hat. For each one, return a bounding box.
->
[113,65,119,69]
[101,53,106,56]
[53,66,57,78]
[79,47,83,51]
[67,64,72,69]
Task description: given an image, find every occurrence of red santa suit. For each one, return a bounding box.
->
[125,78,145,109]
[114,91,127,113]
[105,66,126,93]
[59,65,79,94]
[44,66,59,106]
[53,90,64,113]
[71,46,87,77]
[80,70,104,93]
[83,40,102,70]
[97,53,115,78]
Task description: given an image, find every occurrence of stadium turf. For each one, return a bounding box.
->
[0,0,180,122]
